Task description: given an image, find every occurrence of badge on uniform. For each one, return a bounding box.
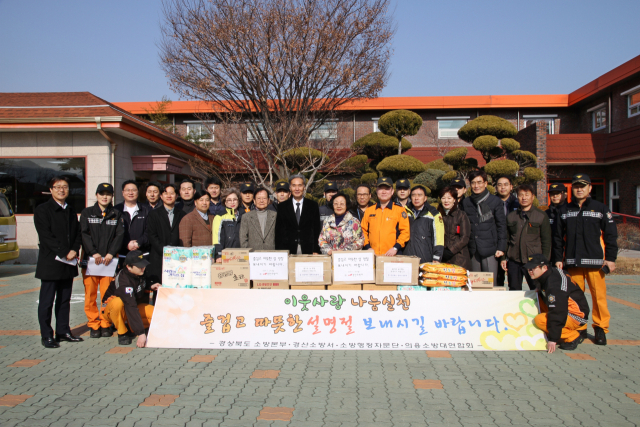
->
[548,295,555,303]
[125,287,133,296]
[607,212,612,219]
[401,212,407,219]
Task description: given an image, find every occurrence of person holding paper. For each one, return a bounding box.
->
[318,192,364,255]
[404,184,444,264]
[114,180,150,257]
[275,174,321,255]
[145,184,186,285]
[179,190,213,247]
[361,177,410,256]
[213,188,243,262]
[80,183,125,338]
[240,187,277,251]
[102,250,159,347]
[34,176,84,348]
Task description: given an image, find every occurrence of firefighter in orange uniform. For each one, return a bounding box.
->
[552,174,617,346]
[361,177,410,256]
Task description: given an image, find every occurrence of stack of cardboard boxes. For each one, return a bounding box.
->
[210,248,251,289]
[468,272,506,291]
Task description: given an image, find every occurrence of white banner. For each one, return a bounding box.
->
[147,288,546,351]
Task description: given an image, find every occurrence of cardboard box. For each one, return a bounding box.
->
[375,255,420,285]
[253,280,290,289]
[468,272,494,289]
[221,248,253,264]
[473,286,507,291]
[332,250,375,285]
[363,284,397,291]
[291,285,326,290]
[327,284,363,291]
[210,264,250,289]
[288,255,331,285]
[249,251,289,281]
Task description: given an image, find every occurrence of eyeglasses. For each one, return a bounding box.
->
[52,186,69,190]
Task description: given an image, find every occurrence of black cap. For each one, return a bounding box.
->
[125,250,150,269]
[96,183,114,194]
[324,182,338,192]
[395,179,410,189]
[376,177,393,187]
[240,182,255,193]
[275,182,289,192]
[572,174,591,185]
[548,182,567,193]
[523,254,550,270]
[449,178,466,188]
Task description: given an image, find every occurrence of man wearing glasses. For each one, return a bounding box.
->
[114,180,150,257]
[350,184,374,222]
[34,176,83,348]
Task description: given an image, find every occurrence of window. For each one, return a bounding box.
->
[0,158,86,214]
[247,122,268,142]
[438,119,467,139]
[372,118,380,132]
[628,89,640,117]
[609,179,620,213]
[310,121,338,140]
[185,121,213,142]
[524,119,554,135]
[592,108,607,131]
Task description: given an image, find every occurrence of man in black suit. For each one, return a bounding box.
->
[145,184,187,285]
[275,174,321,254]
[34,176,84,348]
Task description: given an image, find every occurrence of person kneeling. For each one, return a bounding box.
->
[102,250,160,347]
[525,254,590,353]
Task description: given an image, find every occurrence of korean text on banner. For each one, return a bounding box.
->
[147,288,546,351]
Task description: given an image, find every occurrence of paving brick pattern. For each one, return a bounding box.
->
[251,369,280,379]
[7,359,44,368]
[140,394,179,407]
[188,355,216,363]
[566,353,597,360]
[413,379,444,389]
[257,407,294,421]
[1,266,640,426]
[106,347,134,354]
[425,350,451,358]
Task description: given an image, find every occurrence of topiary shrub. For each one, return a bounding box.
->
[484,159,519,180]
[473,135,499,152]
[523,167,544,182]
[341,187,355,200]
[352,132,412,169]
[360,172,378,185]
[282,147,326,166]
[413,169,446,192]
[376,154,426,181]
[458,115,518,142]
[342,154,369,169]
[442,170,458,182]
[378,110,423,155]
[501,138,520,153]
[425,159,452,172]
[443,147,468,169]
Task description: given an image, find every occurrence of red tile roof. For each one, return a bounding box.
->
[547,125,640,164]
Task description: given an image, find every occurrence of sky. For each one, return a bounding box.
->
[0,0,639,103]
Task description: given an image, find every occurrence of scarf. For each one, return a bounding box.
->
[334,213,346,227]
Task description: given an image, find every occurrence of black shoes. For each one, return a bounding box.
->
[594,326,607,346]
[118,334,132,345]
[101,326,114,338]
[559,339,579,351]
[90,328,101,338]
[579,329,588,340]
[55,333,84,343]
[41,337,60,348]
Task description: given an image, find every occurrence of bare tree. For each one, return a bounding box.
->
[160,0,394,191]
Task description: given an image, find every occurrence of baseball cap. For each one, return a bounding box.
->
[449,178,466,189]
[240,182,255,193]
[96,183,114,194]
[125,250,150,269]
[395,179,410,189]
[572,174,591,185]
[324,182,338,192]
[548,182,567,193]
[523,254,550,270]
[275,182,290,192]
[376,177,393,187]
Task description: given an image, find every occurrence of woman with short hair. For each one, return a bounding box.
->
[213,187,243,262]
[437,187,471,270]
[318,192,364,255]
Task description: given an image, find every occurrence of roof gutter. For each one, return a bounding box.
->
[96,117,117,187]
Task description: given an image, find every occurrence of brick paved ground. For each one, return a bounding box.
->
[1,265,639,426]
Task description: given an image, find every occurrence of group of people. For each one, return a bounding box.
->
[34,170,617,353]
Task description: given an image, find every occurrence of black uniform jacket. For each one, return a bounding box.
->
[114,203,150,255]
[275,197,321,254]
[461,191,507,258]
[546,202,566,262]
[102,268,151,336]
[145,206,186,284]
[552,197,617,268]
[537,267,590,343]
[34,198,82,280]
[79,203,125,261]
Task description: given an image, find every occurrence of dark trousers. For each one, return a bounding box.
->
[497,266,506,287]
[507,260,536,291]
[38,279,73,338]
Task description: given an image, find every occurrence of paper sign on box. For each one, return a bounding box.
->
[289,255,331,285]
[375,256,420,285]
[468,272,493,289]
[249,251,289,281]
[332,251,375,284]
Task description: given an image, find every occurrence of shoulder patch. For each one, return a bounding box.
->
[548,295,555,303]
[125,287,133,296]
[607,212,612,219]
[401,212,407,219]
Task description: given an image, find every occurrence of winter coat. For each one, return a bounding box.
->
[208,199,227,217]
[175,198,195,214]
[79,203,125,261]
[145,206,186,284]
[502,194,520,218]
[506,207,552,263]
[212,208,242,259]
[275,197,321,254]
[34,198,82,281]
[318,212,364,254]
[403,203,445,263]
[461,191,507,258]
[239,209,277,251]
[546,202,566,263]
[438,204,472,270]
[319,204,334,226]
[179,209,213,247]
[114,202,150,255]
